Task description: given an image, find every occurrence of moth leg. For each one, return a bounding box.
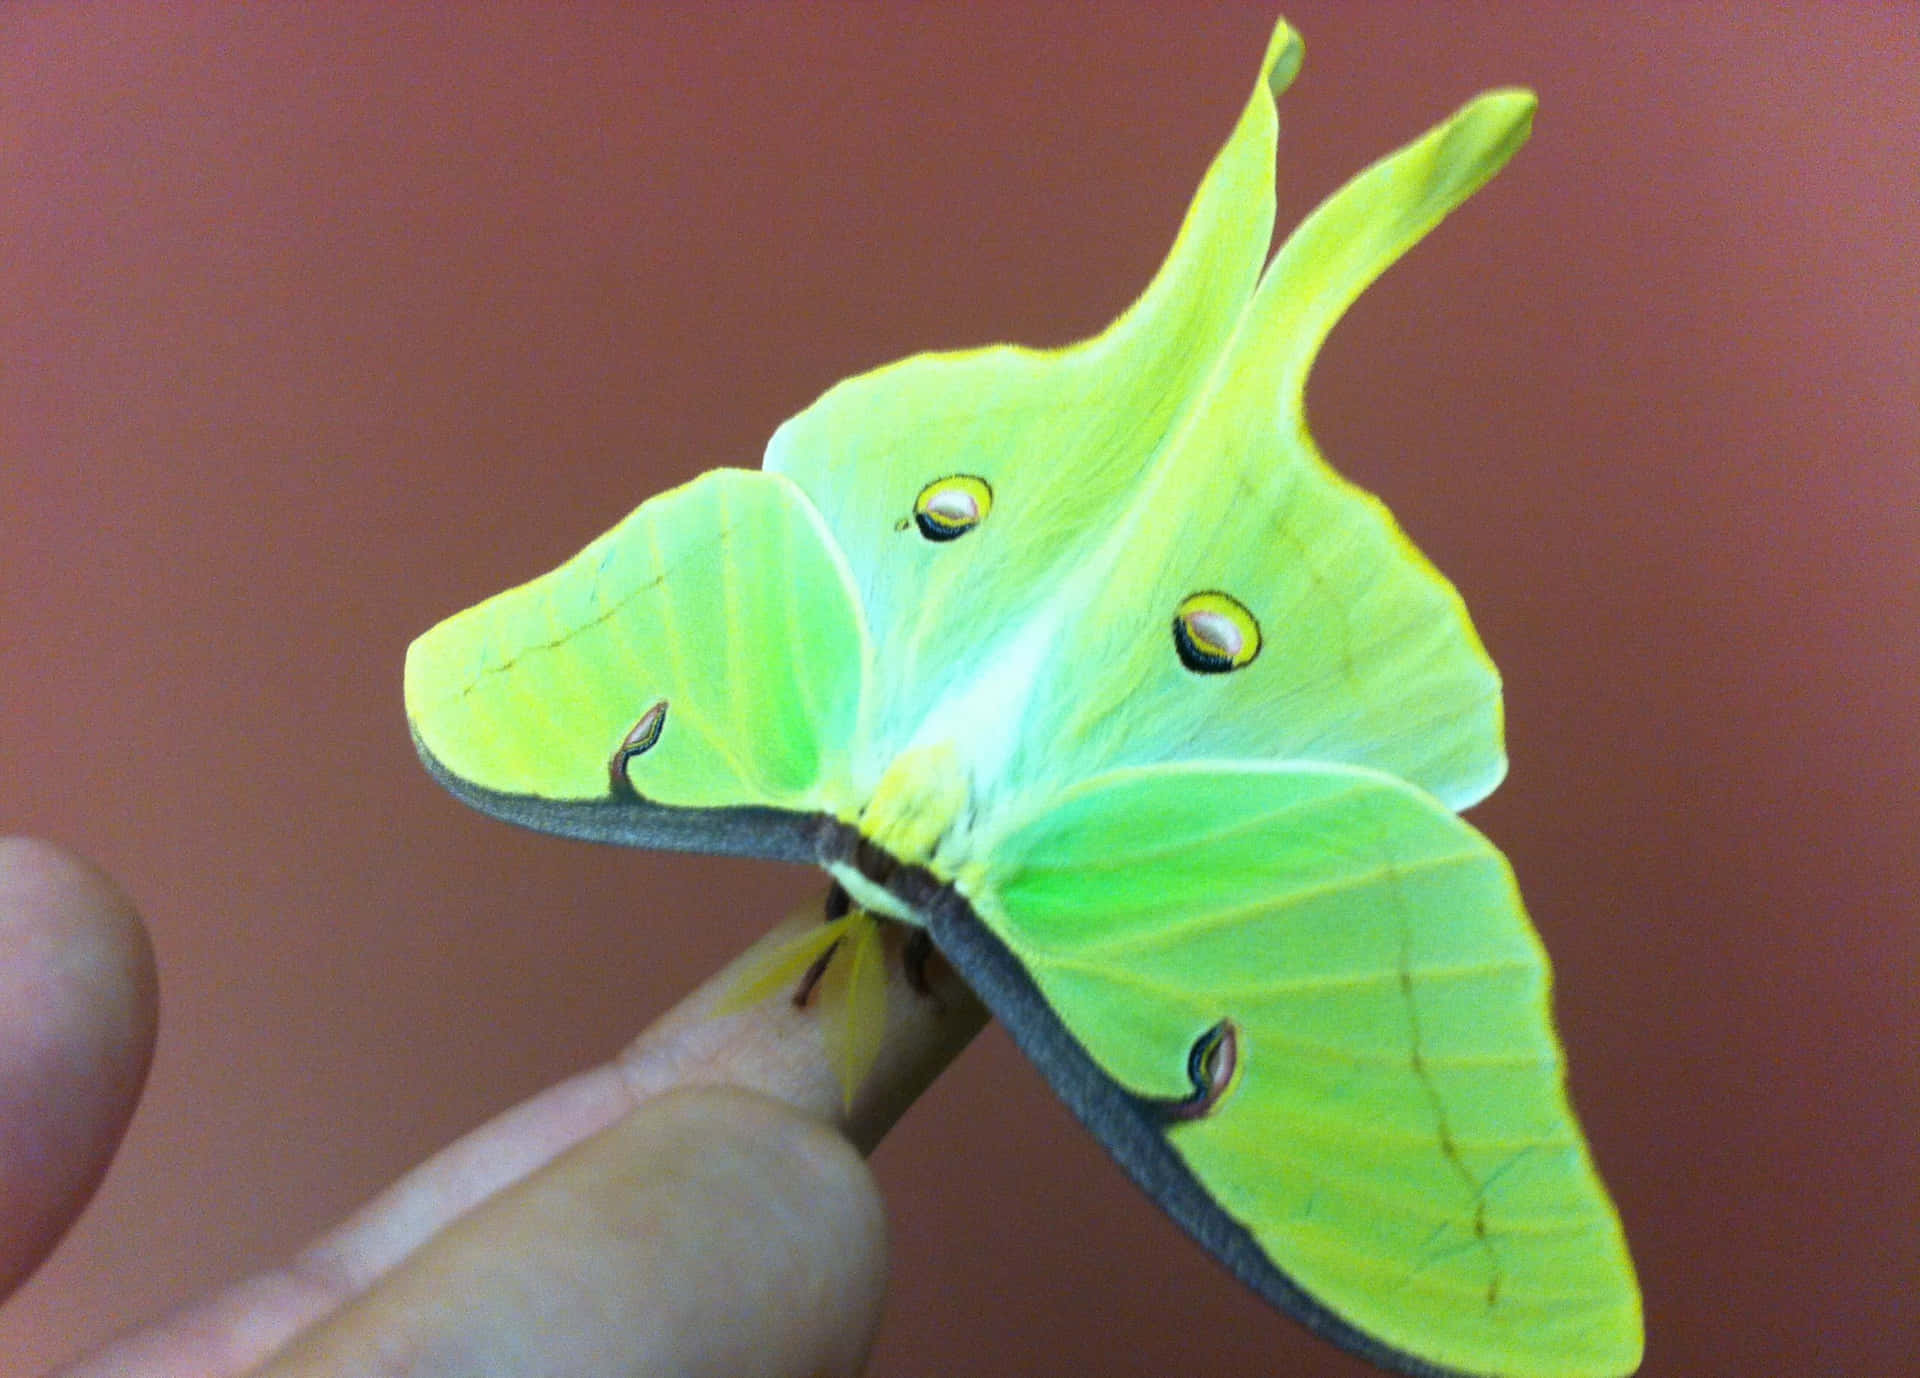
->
[792,882,855,1008]
[790,882,850,1008]
[791,941,842,1009]
[902,928,936,999]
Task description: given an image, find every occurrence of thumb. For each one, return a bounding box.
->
[0,838,158,1303]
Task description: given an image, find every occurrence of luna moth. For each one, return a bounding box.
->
[404,17,1642,1378]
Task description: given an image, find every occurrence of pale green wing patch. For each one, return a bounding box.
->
[992,90,1535,815]
[968,762,1641,1378]
[764,21,1301,774]
[1242,87,1536,424]
[405,469,869,841]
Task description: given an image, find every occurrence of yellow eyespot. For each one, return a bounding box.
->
[911,474,992,541]
[1173,592,1260,673]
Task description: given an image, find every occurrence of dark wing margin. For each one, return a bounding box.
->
[403,468,871,833]
[857,850,1470,1378]
[414,727,841,865]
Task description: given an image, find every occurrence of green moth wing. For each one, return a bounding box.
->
[764,25,1299,781]
[405,15,1644,1378]
[404,468,870,857]
[931,762,1640,1378]
[992,89,1531,816]
[766,27,1514,816]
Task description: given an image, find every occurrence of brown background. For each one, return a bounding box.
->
[3,4,1913,1375]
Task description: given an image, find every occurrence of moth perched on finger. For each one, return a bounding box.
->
[407,17,1642,1378]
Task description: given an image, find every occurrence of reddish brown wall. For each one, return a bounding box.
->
[4,5,1913,1374]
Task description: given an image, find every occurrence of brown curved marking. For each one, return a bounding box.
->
[1148,1018,1240,1124]
[607,699,669,796]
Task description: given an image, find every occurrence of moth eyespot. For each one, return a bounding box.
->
[607,699,668,795]
[1172,592,1260,673]
[1191,1019,1239,1099]
[1156,1018,1240,1123]
[911,474,992,541]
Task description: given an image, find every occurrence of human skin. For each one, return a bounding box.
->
[0,836,986,1378]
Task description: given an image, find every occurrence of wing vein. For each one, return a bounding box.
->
[1032,846,1488,960]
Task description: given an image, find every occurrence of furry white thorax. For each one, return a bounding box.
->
[855,582,1076,872]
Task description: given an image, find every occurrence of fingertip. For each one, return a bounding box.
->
[0,836,159,1066]
[0,837,159,1299]
[623,897,989,1155]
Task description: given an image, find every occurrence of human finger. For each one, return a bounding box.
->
[254,1086,888,1378]
[0,837,157,1302]
[57,894,983,1376]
